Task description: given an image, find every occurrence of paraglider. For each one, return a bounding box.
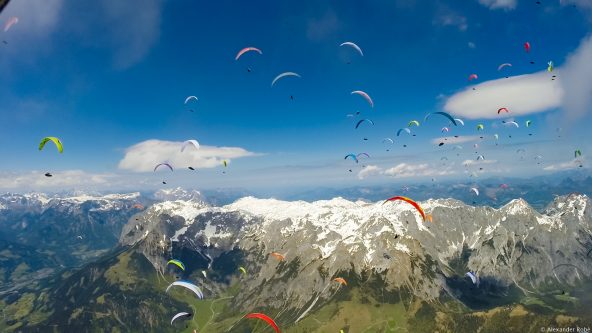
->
[504,121,519,128]
[526,120,532,127]
[575,150,582,158]
[547,61,554,72]
[355,119,374,129]
[476,155,485,161]
[167,259,186,271]
[239,266,247,275]
[497,107,509,114]
[356,153,370,159]
[39,137,63,153]
[271,252,285,261]
[471,187,479,196]
[235,47,262,60]
[383,196,426,222]
[441,127,449,133]
[397,128,411,136]
[468,74,478,81]
[181,140,200,152]
[3,17,17,32]
[154,163,174,172]
[382,138,394,144]
[465,272,479,285]
[166,281,204,299]
[524,42,531,53]
[170,312,192,326]
[344,154,358,163]
[425,112,457,126]
[408,120,420,127]
[271,72,301,87]
[333,277,347,286]
[497,63,512,71]
[351,90,374,108]
[223,160,228,167]
[244,313,280,333]
[340,42,364,56]
[494,134,499,140]
[184,96,198,104]
[454,118,465,126]
[476,124,484,131]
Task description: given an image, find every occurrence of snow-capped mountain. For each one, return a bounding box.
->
[121,193,592,323]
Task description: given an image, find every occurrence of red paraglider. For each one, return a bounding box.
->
[244,313,280,333]
[383,196,426,222]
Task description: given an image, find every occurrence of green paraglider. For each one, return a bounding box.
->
[39,137,63,153]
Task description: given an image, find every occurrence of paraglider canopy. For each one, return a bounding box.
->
[351,90,374,108]
[39,137,63,153]
[271,72,301,87]
[235,47,262,60]
[383,196,426,222]
[340,42,364,56]
[244,313,280,333]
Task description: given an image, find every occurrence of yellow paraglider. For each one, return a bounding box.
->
[39,137,63,153]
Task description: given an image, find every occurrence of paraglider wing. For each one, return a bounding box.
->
[3,16,17,32]
[454,118,465,126]
[471,187,479,196]
[344,154,358,163]
[239,266,247,275]
[170,312,192,325]
[339,42,364,56]
[468,74,478,81]
[525,120,532,127]
[497,63,512,71]
[407,120,420,127]
[441,127,449,133]
[524,42,531,53]
[235,47,262,60]
[166,281,203,299]
[465,272,479,285]
[382,138,394,144]
[356,153,370,159]
[223,160,228,167]
[271,72,301,87]
[154,163,174,172]
[167,259,186,271]
[547,61,554,72]
[333,277,347,286]
[504,121,519,128]
[181,140,200,152]
[271,252,285,261]
[476,124,484,131]
[244,313,280,333]
[184,96,198,104]
[425,112,457,126]
[351,90,374,108]
[39,137,64,153]
[383,196,426,222]
[397,128,411,136]
[355,119,374,129]
[497,107,509,114]
[575,150,582,158]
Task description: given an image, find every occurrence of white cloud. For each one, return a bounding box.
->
[543,159,584,171]
[444,35,592,121]
[1,0,64,36]
[433,6,468,31]
[357,165,382,180]
[444,72,562,119]
[0,170,115,190]
[118,139,257,172]
[468,42,476,49]
[557,35,592,124]
[462,159,498,167]
[384,163,455,178]
[478,0,516,10]
[431,135,481,145]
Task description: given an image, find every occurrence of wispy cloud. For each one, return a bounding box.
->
[543,159,585,171]
[478,0,516,10]
[307,9,341,42]
[0,170,115,190]
[118,139,257,172]
[444,35,592,121]
[433,6,468,31]
[384,163,456,178]
[431,135,481,145]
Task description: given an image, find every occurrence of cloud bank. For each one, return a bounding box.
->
[118,139,256,172]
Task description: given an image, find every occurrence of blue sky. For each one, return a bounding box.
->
[0,0,591,193]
